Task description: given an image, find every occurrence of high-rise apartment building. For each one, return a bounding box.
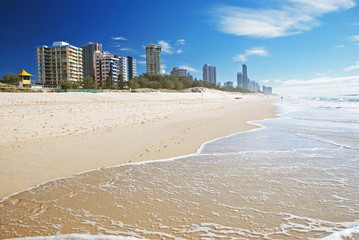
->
[93,51,120,88]
[118,57,128,82]
[117,56,137,82]
[242,64,248,89]
[263,86,272,95]
[146,44,161,75]
[127,56,137,80]
[237,72,243,88]
[81,42,102,78]
[37,41,83,87]
[171,67,187,77]
[203,64,216,85]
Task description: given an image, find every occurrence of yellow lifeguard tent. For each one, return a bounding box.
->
[18,69,33,88]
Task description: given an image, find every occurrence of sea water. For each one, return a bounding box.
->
[1,96,359,240]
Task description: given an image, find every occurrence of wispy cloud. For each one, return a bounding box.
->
[213,0,356,38]
[112,36,127,40]
[140,54,146,58]
[276,75,359,96]
[158,40,173,54]
[350,34,359,45]
[138,60,146,65]
[233,47,268,62]
[179,65,198,73]
[119,48,130,51]
[177,39,186,45]
[343,61,359,71]
[157,40,184,54]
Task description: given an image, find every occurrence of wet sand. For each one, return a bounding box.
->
[0,90,276,199]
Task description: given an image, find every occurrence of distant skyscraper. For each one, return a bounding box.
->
[37,41,83,88]
[237,72,243,88]
[223,81,234,88]
[203,64,216,85]
[146,44,161,75]
[242,64,248,89]
[171,67,187,77]
[81,42,102,78]
[263,86,272,95]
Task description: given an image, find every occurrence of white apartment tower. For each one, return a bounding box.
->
[37,41,83,88]
[118,57,128,82]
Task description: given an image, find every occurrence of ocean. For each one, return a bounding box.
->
[1,95,359,240]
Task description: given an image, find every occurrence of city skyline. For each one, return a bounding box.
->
[0,0,358,96]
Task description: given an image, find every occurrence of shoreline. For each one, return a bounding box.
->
[0,91,276,199]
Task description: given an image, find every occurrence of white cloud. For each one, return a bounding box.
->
[177,39,186,45]
[157,40,184,54]
[233,54,248,62]
[214,0,356,38]
[140,54,146,58]
[161,64,167,70]
[343,61,359,71]
[119,48,130,51]
[233,47,268,62]
[179,65,198,73]
[158,40,173,54]
[275,75,359,96]
[138,60,146,65]
[350,35,359,42]
[112,36,127,40]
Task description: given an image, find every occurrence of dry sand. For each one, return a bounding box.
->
[0,90,276,199]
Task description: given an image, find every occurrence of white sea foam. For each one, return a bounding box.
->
[320,225,359,240]
[4,234,141,240]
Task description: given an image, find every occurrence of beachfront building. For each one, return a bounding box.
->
[37,41,83,88]
[146,44,161,75]
[81,42,102,78]
[127,56,137,81]
[93,51,120,88]
[203,64,216,85]
[249,80,260,92]
[18,69,33,88]
[237,72,243,88]
[223,81,234,88]
[263,86,273,95]
[171,67,187,77]
[118,56,128,82]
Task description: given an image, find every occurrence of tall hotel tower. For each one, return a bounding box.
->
[242,64,248,89]
[146,44,161,75]
[81,42,102,78]
[37,41,83,88]
[203,64,216,85]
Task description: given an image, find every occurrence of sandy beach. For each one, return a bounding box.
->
[0,90,275,199]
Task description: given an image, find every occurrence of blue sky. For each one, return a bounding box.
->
[0,0,358,96]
